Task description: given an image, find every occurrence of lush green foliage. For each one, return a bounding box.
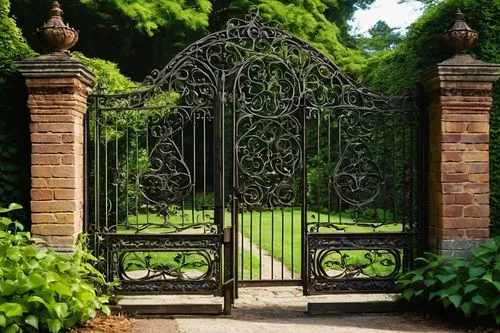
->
[11,0,372,79]
[356,20,403,53]
[0,204,111,333]
[359,0,500,234]
[73,52,136,94]
[397,238,500,324]
[0,0,35,213]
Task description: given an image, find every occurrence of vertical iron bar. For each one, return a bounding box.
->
[259,210,262,280]
[301,105,307,294]
[135,112,139,228]
[192,113,196,225]
[281,207,284,279]
[84,110,89,234]
[291,206,294,279]
[271,208,274,279]
[250,211,253,280]
[125,111,129,228]
[115,116,118,230]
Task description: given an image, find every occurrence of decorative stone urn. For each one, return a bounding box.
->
[38,1,79,55]
[441,9,478,55]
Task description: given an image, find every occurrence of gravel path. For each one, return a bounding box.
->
[238,232,294,280]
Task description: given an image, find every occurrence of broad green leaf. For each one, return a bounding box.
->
[471,294,487,306]
[463,284,478,294]
[448,295,462,308]
[25,315,39,329]
[468,266,486,278]
[436,273,456,284]
[0,303,22,317]
[0,313,6,327]
[47,319,62,333]
[461,301,474,317]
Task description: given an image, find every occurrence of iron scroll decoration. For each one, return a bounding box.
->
[88,9,420,293]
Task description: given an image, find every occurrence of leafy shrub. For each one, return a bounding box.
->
[0,203,111,333]
[397,237,500,325]
[0,0,35,215]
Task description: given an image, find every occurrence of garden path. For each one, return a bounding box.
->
[132,287,483,333]
[238,232,294,280]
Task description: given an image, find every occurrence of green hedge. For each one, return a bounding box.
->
[359,0,500,235]
[0,0,35,219]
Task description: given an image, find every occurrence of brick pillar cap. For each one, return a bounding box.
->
[420,55,500,90]
[16,53,95,88]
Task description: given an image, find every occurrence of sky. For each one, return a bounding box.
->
[351,0,425,35]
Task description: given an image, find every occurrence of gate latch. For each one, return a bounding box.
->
[223,227,232,243]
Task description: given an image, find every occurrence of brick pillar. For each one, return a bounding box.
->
[420,55,500,257]
[17,54,95,252]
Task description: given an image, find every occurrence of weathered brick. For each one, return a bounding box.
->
[442,229,466,239]
[475,194,489,204]
[32,224,74,236]
[443,205,463,217]
[31,166,53,177]
[467,163,488,174]
[51,166,76,178]
[30,123,76,133]
[31,189,53,201]
[31,133,62,143]
[32,178,48,188]
[31,213,57,224]
[442,183,463,193]
[465,229,489,238]
[469,174,489,182]
[441,173,469,183]
[442,152,462,162]
[468,122,489,133]
[444,122,467,133]
[48,236,74,247]
[32,144,75,154]
[442,217,489,229]
[54,189,76,200]
[442,194,455,204]
[454,193,474,205]
[462,151,489,162]
[31,154,61,165]
[48,178,76,189]
[442,163,466,173]
[464,205,489,217]
[31,201,76,213]
[442,134,461,143]
[464,183,489,194]
[55,213,75,224]
[461,134,489,144]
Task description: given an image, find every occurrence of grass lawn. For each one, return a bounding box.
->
[237,208,402,276]
[119,209,403,279]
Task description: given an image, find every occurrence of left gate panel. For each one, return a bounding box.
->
[86,88,222,295]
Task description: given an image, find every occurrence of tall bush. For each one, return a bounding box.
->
[0,0,35,216]
[359,0,500,234]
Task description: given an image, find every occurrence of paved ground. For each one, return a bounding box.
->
[128,287,484,333]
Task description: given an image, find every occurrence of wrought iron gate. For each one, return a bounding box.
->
[86,10,424,308]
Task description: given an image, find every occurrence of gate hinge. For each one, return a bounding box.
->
[223,227,232,243]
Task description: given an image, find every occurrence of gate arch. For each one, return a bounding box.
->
[87,9,424,309]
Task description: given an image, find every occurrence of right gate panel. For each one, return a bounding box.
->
[303,90,423,294]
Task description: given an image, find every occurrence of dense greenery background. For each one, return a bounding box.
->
[0,0,499,234]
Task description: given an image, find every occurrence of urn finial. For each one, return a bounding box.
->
[441,8,478,56]
[38,1,79,56]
